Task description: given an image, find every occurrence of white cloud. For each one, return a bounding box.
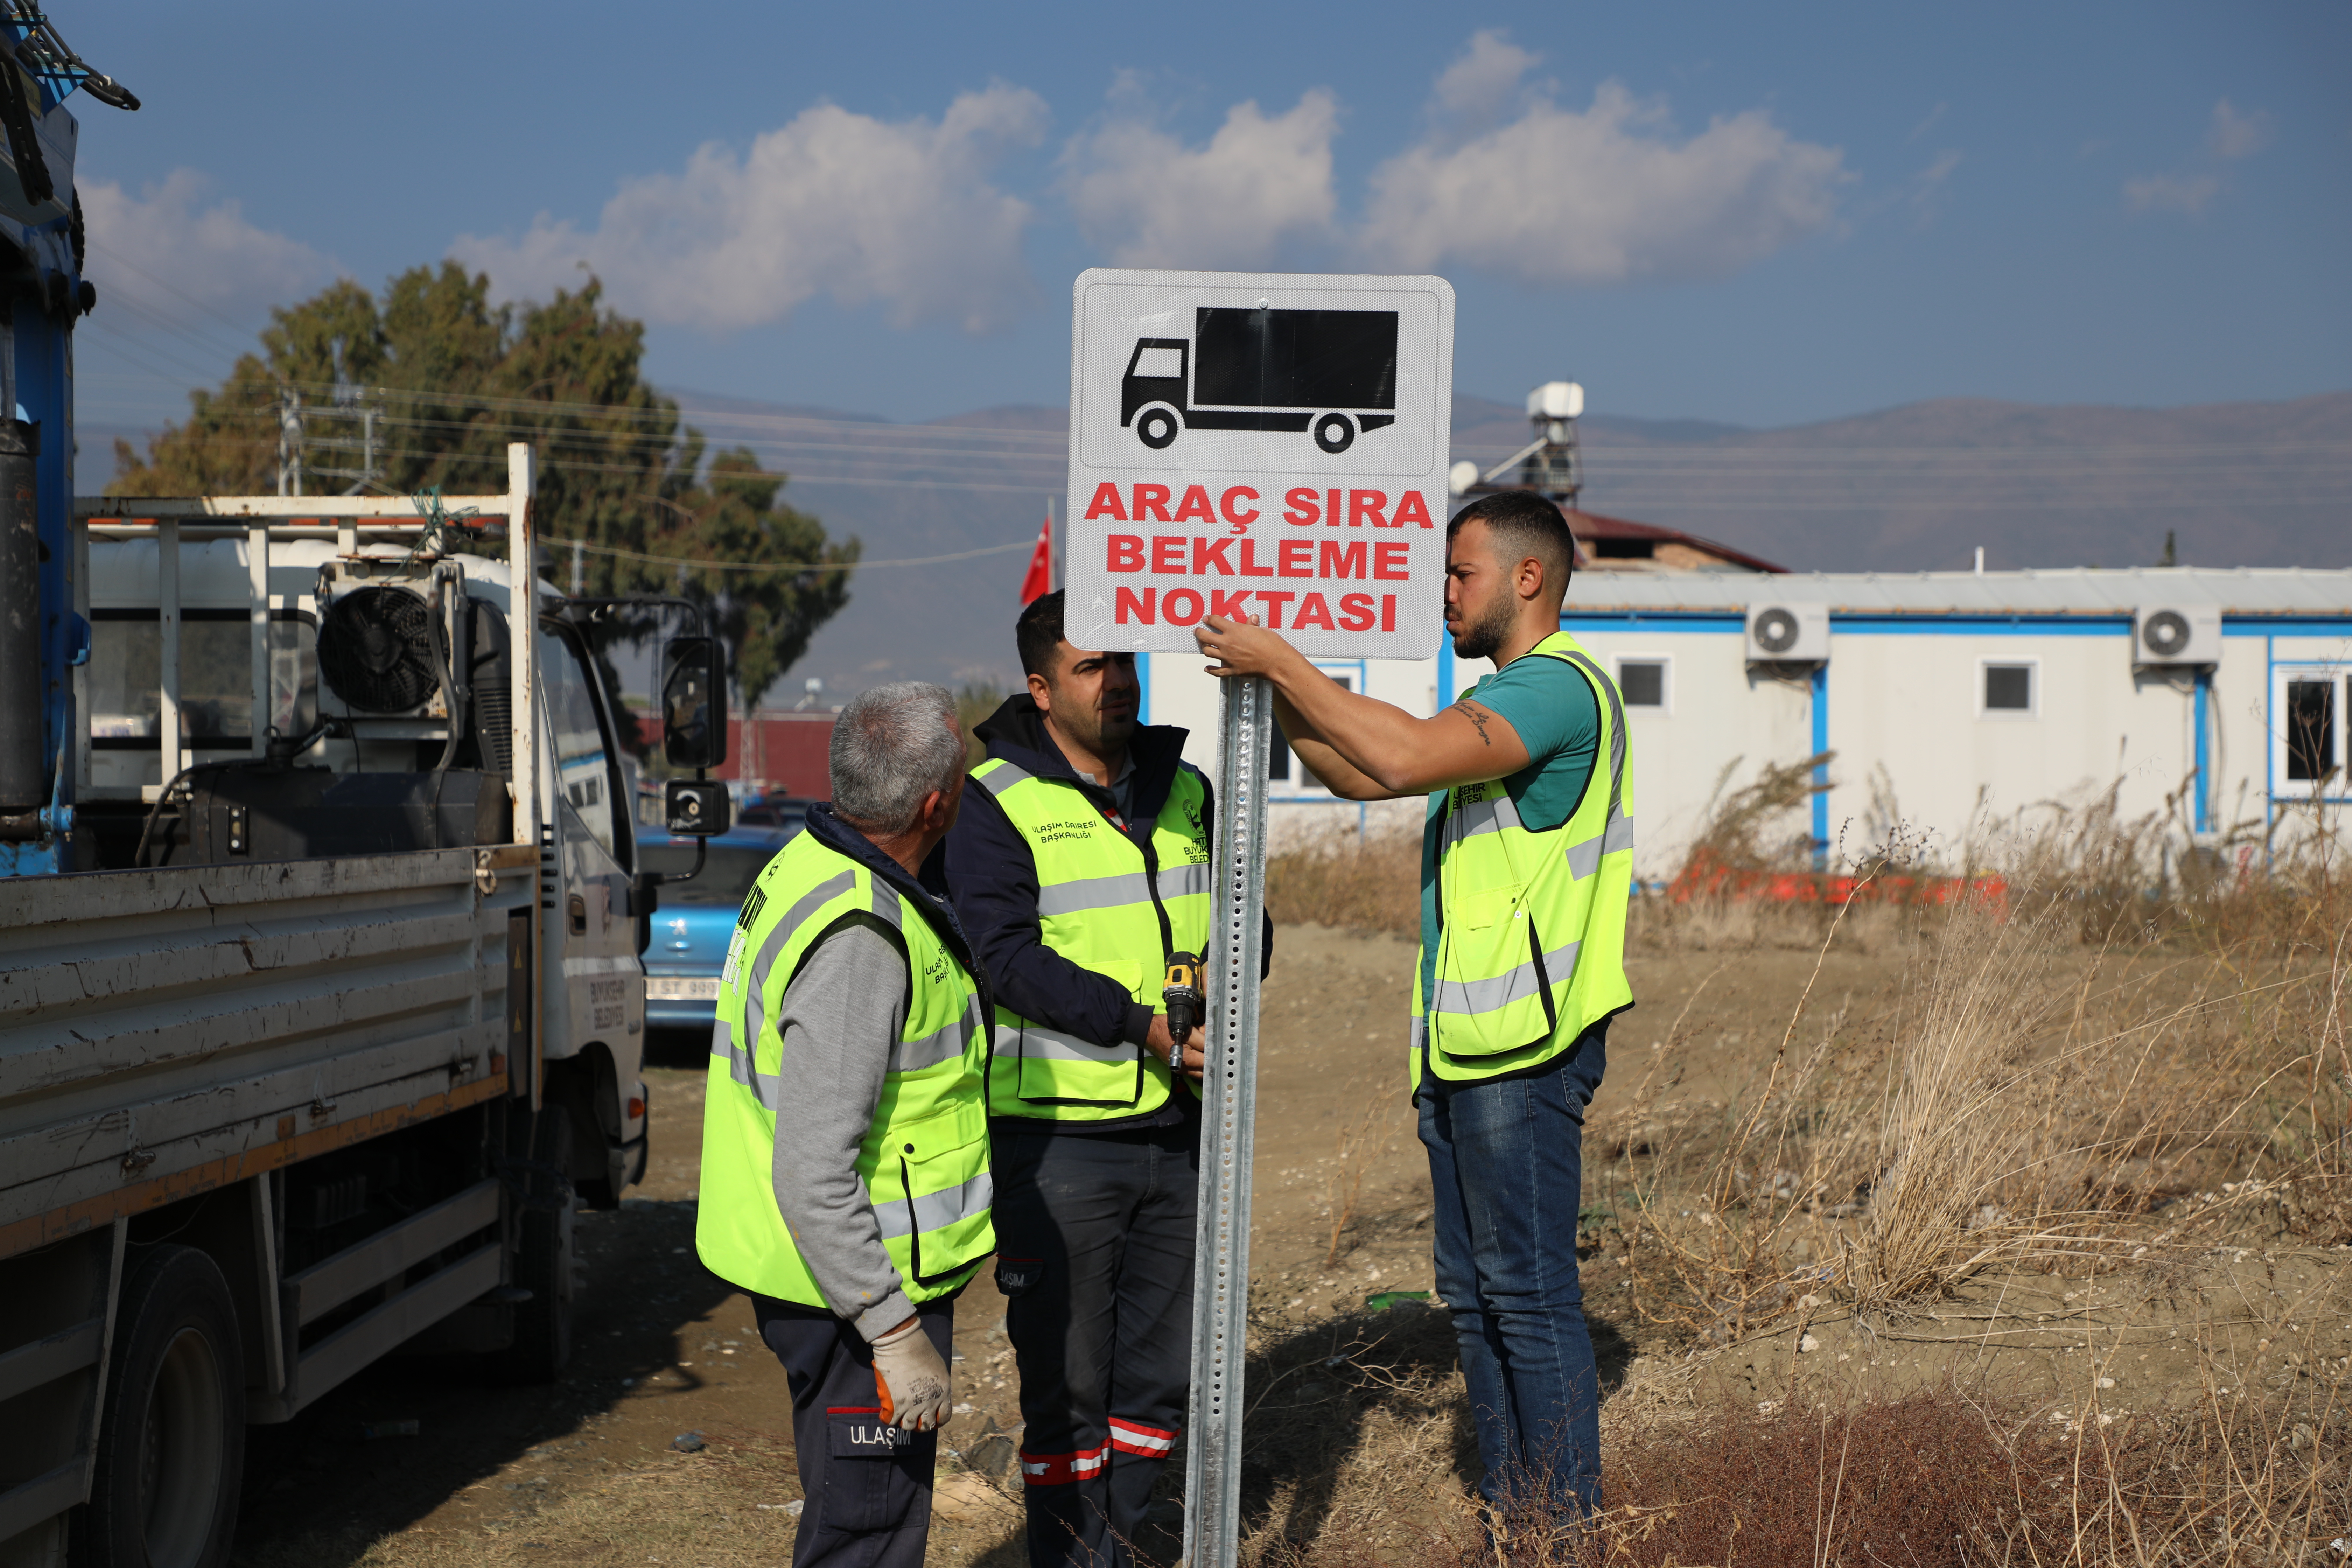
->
[452,84,1049,334]
[1359,50,1846,284]
[1432,29,1542,125]
[1061,90,1338,270]
[78,170,333,315]
[2207,98,2273,160]
[1909,149,1963,228]
[2124,172,2220,216]
[2124,98,2270,218]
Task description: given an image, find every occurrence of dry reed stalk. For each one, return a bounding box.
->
[1323,1102,1382,1268]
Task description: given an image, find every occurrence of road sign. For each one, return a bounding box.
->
[1065,269,1456,660]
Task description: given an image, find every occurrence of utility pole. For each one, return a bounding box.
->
[276,387,304,498]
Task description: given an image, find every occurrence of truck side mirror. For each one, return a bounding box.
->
[662,637,729,769]
[664,778,731,837]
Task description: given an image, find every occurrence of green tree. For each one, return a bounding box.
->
[111,263,858,729]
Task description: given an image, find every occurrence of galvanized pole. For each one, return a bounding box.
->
[1182,674,1272,1568]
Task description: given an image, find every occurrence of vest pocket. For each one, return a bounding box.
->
[1434,886,1557,1058]
[893,1101,992,1286]
[1083,957,1146,1002]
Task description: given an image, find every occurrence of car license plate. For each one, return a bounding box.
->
[645,977,721,1000]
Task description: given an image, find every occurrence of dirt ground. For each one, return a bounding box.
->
[226,923,2348,1566]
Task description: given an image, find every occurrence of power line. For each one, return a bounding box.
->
[546,535,1031,572]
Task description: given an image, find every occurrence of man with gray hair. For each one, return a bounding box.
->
[698,681,996,1568]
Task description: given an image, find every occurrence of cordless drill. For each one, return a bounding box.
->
[1161,952,1203,1063]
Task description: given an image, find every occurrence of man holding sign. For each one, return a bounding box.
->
[1194,489,1632,1528]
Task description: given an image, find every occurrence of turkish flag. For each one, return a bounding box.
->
[1019,508,1054,604]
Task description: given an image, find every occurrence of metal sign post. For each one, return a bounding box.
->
[1061,267,1453,1568]
[1180,672,1272,1568]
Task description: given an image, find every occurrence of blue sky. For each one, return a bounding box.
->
[64,1,2351,438]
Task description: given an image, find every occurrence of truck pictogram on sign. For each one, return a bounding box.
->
[1121,308,1399,455]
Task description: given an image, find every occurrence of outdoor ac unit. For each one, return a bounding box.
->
[2133,605,2222,667]
[1745,603,1829,664]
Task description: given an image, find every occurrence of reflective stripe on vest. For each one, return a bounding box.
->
[1416,631,1635,1082]
[973,755,1213,1121]
[695,833,993,1307]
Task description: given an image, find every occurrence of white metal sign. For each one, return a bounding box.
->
[1064,269,1455,660]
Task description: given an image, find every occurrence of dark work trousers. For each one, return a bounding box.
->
[1419,1021,1609,1527]
[992,1120,1198,1568]
[755,1294,956,1568]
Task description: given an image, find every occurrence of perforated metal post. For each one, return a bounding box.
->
[1182,674,1272,1568]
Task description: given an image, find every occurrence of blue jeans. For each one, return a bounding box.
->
[1418,1022,1608,1521]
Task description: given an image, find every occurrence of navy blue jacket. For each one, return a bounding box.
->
[943,694,1269,1134]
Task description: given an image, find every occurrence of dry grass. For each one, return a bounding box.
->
[1266,828,1420,936]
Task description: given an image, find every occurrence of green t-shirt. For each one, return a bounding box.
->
[1419,653,1602,1015]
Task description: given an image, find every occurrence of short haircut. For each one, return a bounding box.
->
[829,681,961,833]
[1448,490,1576,603]
[1016,590,1067,680]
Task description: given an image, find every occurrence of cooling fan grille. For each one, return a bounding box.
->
[318,586,438,713]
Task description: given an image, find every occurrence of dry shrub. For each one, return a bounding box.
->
[1618,817,2351,1340]
[1269,1382,2108,1567]
[1266,828,1419,936]
[1689,751,1835,872]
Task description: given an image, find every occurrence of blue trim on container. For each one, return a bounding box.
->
[1810,664,1829,870]
[1550,612,2351,639]
[2265,636,2275,824]
[2224,619,2352,638]
[2193,670,2212,832]
[1135,651,1151,727]
[1833,615,2132,636]
[1560,612,1746,633]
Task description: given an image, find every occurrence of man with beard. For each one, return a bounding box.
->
[945,589,1265,1568]
[1191,490,1632,1531]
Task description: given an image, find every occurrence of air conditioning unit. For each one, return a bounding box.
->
[1746,603,1829,664]
[2133,605,2221,667]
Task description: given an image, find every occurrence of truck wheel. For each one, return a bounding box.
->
[1134,404,1181,450]
[77,1245,246,1568]
[1312,412,1356,454]
[499,1110,577,1384]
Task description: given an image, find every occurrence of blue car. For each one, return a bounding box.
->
[638,818,804,1030]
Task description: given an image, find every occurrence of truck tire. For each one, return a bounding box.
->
[76,1245,246,1568]
[1134,404,1180,450]
[499,1110,577,1384]
[1312,412,1356,454]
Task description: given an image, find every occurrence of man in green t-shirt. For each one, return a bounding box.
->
[1194,490,1631,1527]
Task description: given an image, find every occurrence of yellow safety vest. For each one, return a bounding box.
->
[696,832,993,1306]
[1413,631,1634,1084]
[971,757,1212,1121]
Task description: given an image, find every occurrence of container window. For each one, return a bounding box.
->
[2285,679,2338,782]
[1272,674,1351,784]
[1618,660,1666,708]
[1983,664,2033,713]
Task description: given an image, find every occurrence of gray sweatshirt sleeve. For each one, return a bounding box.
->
[767,913,918,1342]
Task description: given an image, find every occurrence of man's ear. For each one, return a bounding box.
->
[1518,555,1546,603]
[1027,670,1052,713]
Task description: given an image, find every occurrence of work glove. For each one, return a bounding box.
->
[870,1317,952,1432]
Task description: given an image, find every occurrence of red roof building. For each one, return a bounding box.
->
[1565,508,1787,574]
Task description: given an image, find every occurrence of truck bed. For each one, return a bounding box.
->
[0,845,536,1261]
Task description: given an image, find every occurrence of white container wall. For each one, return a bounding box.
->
[1142,568,2352,876]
